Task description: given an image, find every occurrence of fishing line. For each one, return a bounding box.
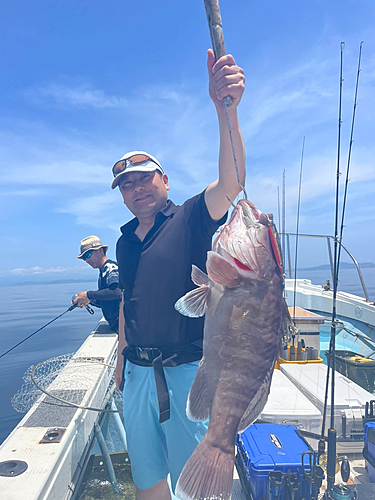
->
[0,303,93,360]
[223,101,247,200]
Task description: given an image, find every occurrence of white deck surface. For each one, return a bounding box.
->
[280,363,373,453]
[261,369,322,434]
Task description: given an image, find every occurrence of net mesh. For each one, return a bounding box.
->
[12,352,123,414]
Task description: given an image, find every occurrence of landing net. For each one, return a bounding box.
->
[12,353,123,414]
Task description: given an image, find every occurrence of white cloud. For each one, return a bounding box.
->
[1,41,375,272]
[1,189,44,197]
[2,160,110,186]
[58,190,126,231]
[26,84,128,109]
[9,266,74,276]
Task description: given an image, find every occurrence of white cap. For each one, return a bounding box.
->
[111,150,164,189]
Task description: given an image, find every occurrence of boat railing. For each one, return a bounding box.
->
[280,232,370,302]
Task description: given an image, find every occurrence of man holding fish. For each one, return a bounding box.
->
[112,49,248,500]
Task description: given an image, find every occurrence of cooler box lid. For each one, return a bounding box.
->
[237,424,311,478]
[364,422,375,444]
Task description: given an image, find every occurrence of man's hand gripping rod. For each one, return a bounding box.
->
[203,0,247,200]
[71,294,95,315]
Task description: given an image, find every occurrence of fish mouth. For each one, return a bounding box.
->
[215,199,272,279]
[237,199,264,228]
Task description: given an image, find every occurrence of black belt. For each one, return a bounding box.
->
[121,344,202,424]
[122,346,171,423]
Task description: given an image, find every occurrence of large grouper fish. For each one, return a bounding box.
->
[174,199,286,500]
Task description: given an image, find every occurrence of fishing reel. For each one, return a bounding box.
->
[321,456,355,500]
[70,294,94,315]
[323,484,356,500]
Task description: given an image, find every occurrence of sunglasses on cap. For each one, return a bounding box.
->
[112,154,162,176]
[82,251,93,261]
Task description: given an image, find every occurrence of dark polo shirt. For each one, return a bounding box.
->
[116,191,226,358]
[87,259,121,332]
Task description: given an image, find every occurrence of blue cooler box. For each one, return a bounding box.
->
[236,423,311,500]
[363,422,375,483]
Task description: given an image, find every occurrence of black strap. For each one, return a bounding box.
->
[122,346,171,423]
[120,343,202,423]
[152,352,171,423]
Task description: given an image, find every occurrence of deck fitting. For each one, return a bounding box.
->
[0,460,28,477]
[39,427,66,443]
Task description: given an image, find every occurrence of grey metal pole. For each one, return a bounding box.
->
[94,422,122,495]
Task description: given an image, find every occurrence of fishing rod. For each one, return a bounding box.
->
[0,302,94,360]
[203,0,247,201]
[286,138,305,356]
[320,44,364,499]
[324,41,345,496]
[277,186,281,235]
[336,42,363,272]
[282,169,286,271]
[292,137,305,319]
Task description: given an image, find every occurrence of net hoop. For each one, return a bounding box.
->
[29,357,123,413]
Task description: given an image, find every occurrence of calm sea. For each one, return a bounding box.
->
[0,281,98,445]
[0,269,374,445]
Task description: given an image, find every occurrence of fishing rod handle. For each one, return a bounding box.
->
[71,294,94,314]
[85,305,94,315]
[203,0,232,106]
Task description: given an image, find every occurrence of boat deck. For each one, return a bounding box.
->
[76,452,370,499]
[233,457,371,499]
[348,457,370,485]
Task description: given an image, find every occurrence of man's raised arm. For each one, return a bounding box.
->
[204,49,246,221]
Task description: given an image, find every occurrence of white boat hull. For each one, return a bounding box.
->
[0,321,118,500]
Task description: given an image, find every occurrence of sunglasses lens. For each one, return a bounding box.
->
[83,252,92,260]
[129,154,150,166]
[113,161,126,175]
[112,154,151,176]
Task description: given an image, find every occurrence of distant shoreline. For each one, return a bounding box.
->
[0,278,97,288]
[1,262,374,287]
[297,262,375,272]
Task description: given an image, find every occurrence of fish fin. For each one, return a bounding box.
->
[237,364,275,433]
[176,436,234,500]
[206,251,238,286]
[174,286,209,318]
[191,265,208,287]
[186,357,211,421]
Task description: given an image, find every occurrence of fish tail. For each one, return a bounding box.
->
[176,437,234,500]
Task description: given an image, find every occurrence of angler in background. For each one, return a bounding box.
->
[112,49,245,500]
[73,235,121,333]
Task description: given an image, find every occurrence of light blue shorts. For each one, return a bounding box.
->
[122,360,208,492]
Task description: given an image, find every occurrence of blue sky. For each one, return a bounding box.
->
[1,0,375,282]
